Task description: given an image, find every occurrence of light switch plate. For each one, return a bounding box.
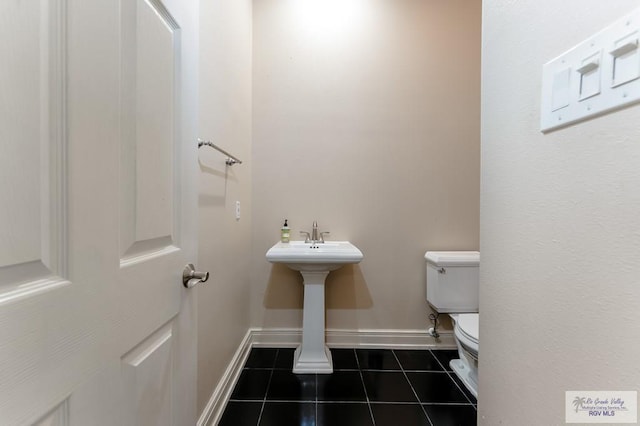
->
[541,7,640,132]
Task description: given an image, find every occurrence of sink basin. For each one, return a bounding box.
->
[265,240,363,374]
[266,241,363,272]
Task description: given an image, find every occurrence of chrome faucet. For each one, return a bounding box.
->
[300,231,311,243]
[300,221,330,244]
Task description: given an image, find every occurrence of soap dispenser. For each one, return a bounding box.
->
[281,219,290,243]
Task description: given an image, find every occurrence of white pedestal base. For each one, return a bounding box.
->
[292,270,333,374]
[293,345,333,374]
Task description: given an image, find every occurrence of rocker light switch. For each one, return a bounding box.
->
[576,52,601,100]
[610,34,640,87]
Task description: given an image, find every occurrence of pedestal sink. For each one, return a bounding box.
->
[266,241,363,373]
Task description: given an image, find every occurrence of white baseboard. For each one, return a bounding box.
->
[197,327,456,425]
[251,327,456,349]
[328,328,456,349]
[196,329,253,426]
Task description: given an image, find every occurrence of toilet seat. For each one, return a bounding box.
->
[454,313,479,356]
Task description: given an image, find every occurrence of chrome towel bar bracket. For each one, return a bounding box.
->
[197,139,243,166]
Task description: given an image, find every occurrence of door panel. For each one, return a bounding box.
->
[0,0,67,300]
[121,321,174,426]
[120,0,180,260]
[33,400,68,426]
[117,0,198,423]
[1,0,45,267]
[0,0,198,423]
[116,0,198,424]
[0,1,73,423]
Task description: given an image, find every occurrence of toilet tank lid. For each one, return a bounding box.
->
[425,251,479,266]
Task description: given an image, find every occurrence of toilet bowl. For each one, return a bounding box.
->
[424,251,480,399]
[450,313,478,398]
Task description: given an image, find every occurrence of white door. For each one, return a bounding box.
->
[0,0,199,424]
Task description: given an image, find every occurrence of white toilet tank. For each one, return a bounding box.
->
[425,251,479,313]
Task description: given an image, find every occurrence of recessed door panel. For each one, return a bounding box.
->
[0,1,41,267]
[0,0,67,300]
[120,0,179,262]
[33,399,69,426]
[121,322,174,426]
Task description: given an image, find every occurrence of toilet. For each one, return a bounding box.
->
[425,251,479,398]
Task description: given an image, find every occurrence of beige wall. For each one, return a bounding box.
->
[251,0,481,333]
[481,1,640,424]
[197,0,252,414]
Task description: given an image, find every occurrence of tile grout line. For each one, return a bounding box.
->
[429,349,477,409]
[254,348,279,426]
[225,348,476,425]
[392,350,435,426]
[354,349,376,426]
[235,398,474,405]
[421,402,477,406]
[428,349,450,373]
[364,368,449,373]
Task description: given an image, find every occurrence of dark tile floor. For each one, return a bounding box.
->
[219,348,477,426]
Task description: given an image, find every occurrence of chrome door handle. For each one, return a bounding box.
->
[183,264,209,288]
